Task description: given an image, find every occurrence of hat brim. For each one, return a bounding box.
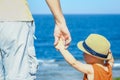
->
[77,41,112,60]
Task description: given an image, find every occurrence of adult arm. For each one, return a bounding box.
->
[45,0,71,48]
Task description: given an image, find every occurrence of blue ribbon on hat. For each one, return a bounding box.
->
[83,41,108,58]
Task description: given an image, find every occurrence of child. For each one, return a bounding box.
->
[55,34,114,80]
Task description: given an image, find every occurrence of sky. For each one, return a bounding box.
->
[28,0,120,14]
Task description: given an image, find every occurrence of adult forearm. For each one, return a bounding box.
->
[46,0,65,24]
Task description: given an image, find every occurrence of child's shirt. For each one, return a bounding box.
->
[83,63,112,80]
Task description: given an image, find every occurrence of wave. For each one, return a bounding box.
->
[37,59,59,67]
[113,63,120,69]
[37,59,120,69]
[41,63,59,67]
[37,59,56,63]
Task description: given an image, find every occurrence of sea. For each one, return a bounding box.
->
[33,14,120,80]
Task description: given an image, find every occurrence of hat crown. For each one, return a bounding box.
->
[85,34,110,55]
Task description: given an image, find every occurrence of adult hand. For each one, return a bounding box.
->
[45,0,71,49]
[54,23,71,49]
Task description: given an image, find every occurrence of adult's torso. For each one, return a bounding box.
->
[0,0,33,21]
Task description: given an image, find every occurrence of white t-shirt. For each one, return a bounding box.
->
[0,0,33,21]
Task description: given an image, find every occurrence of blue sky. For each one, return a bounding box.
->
[28,0,120,14]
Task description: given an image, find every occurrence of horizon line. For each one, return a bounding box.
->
[32,13,120,15]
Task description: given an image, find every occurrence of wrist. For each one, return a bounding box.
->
[55,15,66,25]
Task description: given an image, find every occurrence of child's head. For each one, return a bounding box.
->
[77,34,112,63]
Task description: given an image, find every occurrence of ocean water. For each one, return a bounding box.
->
[33,14,120,80]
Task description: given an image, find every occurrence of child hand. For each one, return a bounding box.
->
[55,39,65,50]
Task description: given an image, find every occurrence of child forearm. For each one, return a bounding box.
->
[56,39,93,74]
[59,48,78,66]
[59,48,93,74]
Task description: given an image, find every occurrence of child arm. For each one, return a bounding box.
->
[55,39,94,74]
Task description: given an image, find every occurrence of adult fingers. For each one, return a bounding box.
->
[54,35,59,46]
[65,35,71,49]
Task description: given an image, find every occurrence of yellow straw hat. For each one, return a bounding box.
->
[77,34,112,60]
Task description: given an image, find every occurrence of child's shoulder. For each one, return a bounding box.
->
[92,63,111,72]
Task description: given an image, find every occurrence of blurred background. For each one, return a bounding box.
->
[28,0,120,80]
